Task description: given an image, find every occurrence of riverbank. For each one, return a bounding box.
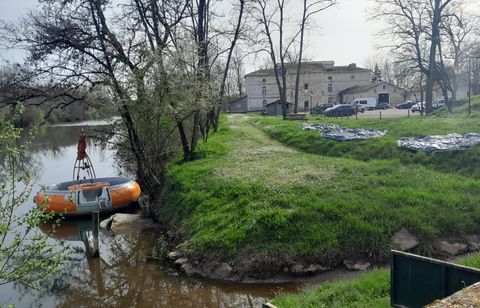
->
[157,104,480,281]
[270,253,480,307]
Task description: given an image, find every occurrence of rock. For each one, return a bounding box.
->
[213,263,233,279]
[289,263,328,274]
[167,251,182,260]
[343,259,370,271]
[290,264,305,274]
[99,216,114,229]
[174,258,189,266]
[391,228,419,251]
[100,213,156,234]
[305,264,328,273]
[180,263,198,277]
[466,235,480,251]
[436,240,468,256]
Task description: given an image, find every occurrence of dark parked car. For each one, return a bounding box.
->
[395,101,416,109]
[324,104,357,117]
[311,103,334,114]
[376,102,390,110]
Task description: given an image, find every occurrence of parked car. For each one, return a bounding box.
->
[376,102,390,110]
[354,104,366,113]
[432,100,446,109]
[311,103,334,115]
[411,102,425,113]
[395,101,416,109]
[353,97,377,111]
[324,104,357,117]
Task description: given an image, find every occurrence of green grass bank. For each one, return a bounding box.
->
[271,253,480,307]
[254,96,480,179]
[159,103,480,277]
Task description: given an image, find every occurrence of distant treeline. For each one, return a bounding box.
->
[1,96,116,128]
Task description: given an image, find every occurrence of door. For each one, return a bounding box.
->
[378,93,390,104]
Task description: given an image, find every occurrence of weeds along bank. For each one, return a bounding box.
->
[271,253,480,307]
[157,113,480,280]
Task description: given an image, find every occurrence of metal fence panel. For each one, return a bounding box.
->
[391,250,480,308]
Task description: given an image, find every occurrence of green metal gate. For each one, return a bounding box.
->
[391,250,480,308]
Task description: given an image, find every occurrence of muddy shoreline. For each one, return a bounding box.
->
[156,219,480,284]
[107,206,480,284]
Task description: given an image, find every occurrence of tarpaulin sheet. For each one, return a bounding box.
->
[398,133,480,153]
[302,123,387,141]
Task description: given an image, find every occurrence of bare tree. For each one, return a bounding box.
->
[252,0,295,119]
[211,0,246,132]
[232,50,245,96]
[2,0,194,195]
[436,3,478,109]
[293,0,336,113]
[373,0,458,113]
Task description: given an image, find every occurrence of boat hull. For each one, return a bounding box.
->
[35,177,141,216]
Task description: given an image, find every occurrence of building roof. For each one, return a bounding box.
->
[339,82,407,95]
[265,100,293,106]
[227,95,247,105]
[245,61,370,78]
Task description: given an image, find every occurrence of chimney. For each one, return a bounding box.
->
[348,63,357,69]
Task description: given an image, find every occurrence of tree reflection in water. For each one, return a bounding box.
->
[39,219,298,307]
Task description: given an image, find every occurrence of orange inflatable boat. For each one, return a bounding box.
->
[35,130,141,215]
[35,177,141,215]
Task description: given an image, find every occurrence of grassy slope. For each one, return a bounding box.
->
[271,253,480,308]
[255,97,480,179]
[160,109,480,269]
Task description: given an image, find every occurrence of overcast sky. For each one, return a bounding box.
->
[0,0,383,70]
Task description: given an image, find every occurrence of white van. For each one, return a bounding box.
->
[352,98,377,111]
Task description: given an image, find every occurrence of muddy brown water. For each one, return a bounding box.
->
[0,120,302,307]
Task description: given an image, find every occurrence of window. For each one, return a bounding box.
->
[262,78,266,84]
[262,100,267,106]
[304,100,309,109]
[262,86,266,96]
[328,97,333,104]
[328,83,333,92]
[304,83,309,90]
[328,76,332,81]
[383,85,387,90]
[351,75,355,80]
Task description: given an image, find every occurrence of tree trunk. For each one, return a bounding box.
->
[190,110,201,154]
[294,0,307,114]
[213,0,245,132]
[425,0,442,114]
[177,120,191,161]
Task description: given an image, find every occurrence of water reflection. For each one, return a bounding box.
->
[1,121,300,307]
[39,218,297,307]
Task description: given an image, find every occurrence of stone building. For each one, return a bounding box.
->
[244,61,372,112]
[340,82,410,105]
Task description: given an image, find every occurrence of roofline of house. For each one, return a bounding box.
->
[244,62,371,78]
[340,81,408,95]
[227,95,248,104]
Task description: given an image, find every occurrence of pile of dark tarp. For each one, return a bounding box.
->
[397,133,480,154]
[301,123,387,141]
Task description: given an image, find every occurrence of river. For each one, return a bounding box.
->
[0,120,301,307]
